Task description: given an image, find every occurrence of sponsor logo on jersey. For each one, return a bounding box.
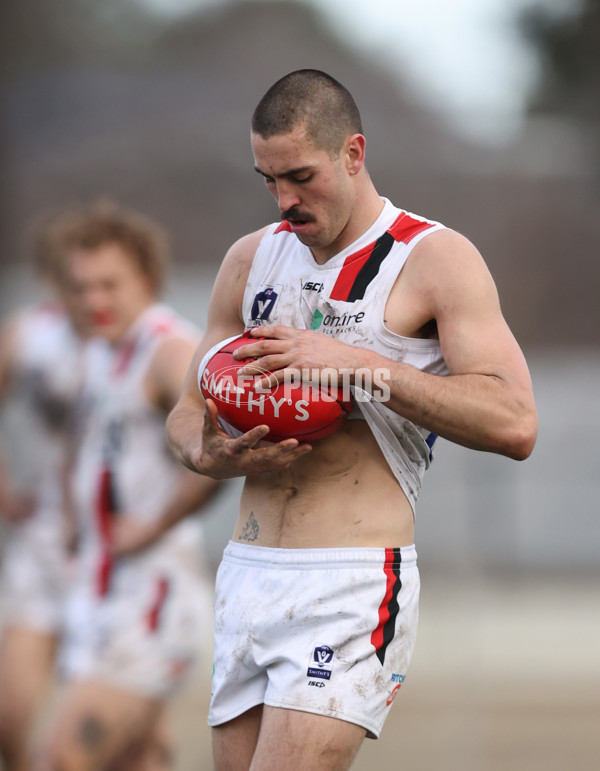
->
[323,310,365,328]
[250,286,279,323]
[307,680,326,688]
[307,644,334,680]
[309,308,366,336]
[302,281,324,293]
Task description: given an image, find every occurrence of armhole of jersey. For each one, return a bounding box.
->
[241,224,280,322]
[376,222,447,346]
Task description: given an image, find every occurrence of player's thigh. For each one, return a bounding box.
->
[0,626,57,735]
[38,679,163,771]
[212,704,263,771]
[251,706,366,771]
[110,705,172,771]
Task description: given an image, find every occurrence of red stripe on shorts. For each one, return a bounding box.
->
[145,577,170,633]
[370,547,402,665]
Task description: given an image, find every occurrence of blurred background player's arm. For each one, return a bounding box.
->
[0,314,36,523]
[110,333,220,556]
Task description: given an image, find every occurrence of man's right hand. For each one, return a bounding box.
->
[191,399,312,479]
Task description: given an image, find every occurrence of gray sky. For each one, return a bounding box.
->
[138,0,580,145]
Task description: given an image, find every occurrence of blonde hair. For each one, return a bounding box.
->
[45,199,170,294]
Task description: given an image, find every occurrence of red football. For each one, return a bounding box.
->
[199,332,352,442]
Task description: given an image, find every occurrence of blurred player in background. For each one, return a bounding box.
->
[0,219,89,771]
[36,201,219,771]
[166,69,538,770]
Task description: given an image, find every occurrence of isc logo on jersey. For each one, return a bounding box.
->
[302,281,323,292]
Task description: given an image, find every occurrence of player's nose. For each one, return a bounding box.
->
[275,181,301,213]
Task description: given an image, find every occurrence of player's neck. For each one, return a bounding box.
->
[311,186,385,264]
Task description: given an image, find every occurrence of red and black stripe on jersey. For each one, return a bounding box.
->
[277,211,435,303]
[330,212,435,302]
[95,465,118,597]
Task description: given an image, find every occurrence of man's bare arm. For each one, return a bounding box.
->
[0,314,37,521]
[166,230,312,480]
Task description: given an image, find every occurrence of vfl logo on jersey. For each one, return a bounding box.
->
[250,286,280,323]
[307,644,334,680]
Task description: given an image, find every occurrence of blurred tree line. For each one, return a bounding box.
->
[0,0,158,77]
[521,0,600,131]
[0,0,599,346]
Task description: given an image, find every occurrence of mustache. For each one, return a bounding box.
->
[281,207,315,223]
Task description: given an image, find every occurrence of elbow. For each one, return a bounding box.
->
[500,410,538,461]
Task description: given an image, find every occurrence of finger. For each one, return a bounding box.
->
[253,369,286,389]
[230,424,271,452]
[236,362,285,385]
[234,338,288,361]
[237,354,291,378]
[203,399,223,433]
[260,324,300,340]
[247,441,313,472]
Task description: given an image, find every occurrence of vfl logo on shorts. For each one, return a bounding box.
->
[250,286,280,323]
[307,644,334,680]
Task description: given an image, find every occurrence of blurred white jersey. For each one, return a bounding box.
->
[242,198,450,511]
[71,303,206,595]
[1,303,84,631]
[63,304,212,696]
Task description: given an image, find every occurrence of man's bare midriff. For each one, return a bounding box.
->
[234,419,415,549]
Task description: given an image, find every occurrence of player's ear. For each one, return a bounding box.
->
[343,134,366,176]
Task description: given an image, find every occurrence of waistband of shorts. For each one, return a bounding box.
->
[222,541,417,570]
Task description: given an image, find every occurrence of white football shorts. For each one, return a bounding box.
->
[59,566,213,699]
[208,540,420,738]
[0,518,71,634]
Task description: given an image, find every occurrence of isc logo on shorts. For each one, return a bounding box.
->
[306,644,334,680]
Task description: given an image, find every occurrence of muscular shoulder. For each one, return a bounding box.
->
[386,228,501,339]
[403,228,500,314]
[146,332,200,412]
[206,226,270,331]
[220,226,270,286]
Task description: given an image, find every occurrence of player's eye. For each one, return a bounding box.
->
[292,174,312,184]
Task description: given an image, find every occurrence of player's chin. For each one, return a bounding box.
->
[94,325,121,343]
[287,220,320,242]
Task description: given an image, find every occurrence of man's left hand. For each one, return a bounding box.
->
[234,325,358,389]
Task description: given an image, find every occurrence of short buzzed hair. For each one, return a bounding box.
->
[251,69,363,156]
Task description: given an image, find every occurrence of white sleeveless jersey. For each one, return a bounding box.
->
[241,198,450,511]
[8,303,85,525]
[72,304,205,595]
[0,304,84,630]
